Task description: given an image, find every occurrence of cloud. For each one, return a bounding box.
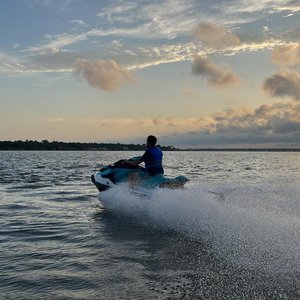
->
[271,43,300,66]
[2,38,289,75]
[276,0,300,12]
[80,100,300,147]
[263,70,300,100]
[214,101,300,133]
[24,32,88,55]
[96,2,138,24]
[213,101,300,138]
[191,55,240,87]
[2,1,299,77]
[70,20,89,28]
[97,0,198,39]
[193,22,240,49]
[162,101,300,147]
[220,0,288,14]
[74,59,136,91]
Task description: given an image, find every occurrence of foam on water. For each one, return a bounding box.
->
[100,180,300,274]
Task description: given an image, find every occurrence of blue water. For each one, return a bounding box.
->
[0,151,299,299]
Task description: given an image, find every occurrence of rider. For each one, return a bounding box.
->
[125,135,164,176]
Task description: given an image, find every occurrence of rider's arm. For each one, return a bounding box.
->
[124,158,142,167]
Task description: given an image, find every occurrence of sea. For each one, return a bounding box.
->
[0,150,299,300]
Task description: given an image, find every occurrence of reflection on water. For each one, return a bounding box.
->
[0,151,299,299]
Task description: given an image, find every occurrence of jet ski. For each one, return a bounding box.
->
[91,156,189,192]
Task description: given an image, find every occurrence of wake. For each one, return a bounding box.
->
[99,180,300,273]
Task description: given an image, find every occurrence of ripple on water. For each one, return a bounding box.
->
[0,151,299,299]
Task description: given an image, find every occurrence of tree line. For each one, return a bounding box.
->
[0,140,178,151]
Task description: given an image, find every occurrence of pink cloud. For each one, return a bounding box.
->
[75,59,135,91]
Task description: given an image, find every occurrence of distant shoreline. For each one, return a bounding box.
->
[180,148,300,152]
[0,140,299,152]
[0,140,176,151]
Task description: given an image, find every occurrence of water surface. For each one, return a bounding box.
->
[0,151,299,299]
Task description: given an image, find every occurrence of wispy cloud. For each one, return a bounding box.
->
[263,70,300,100]
[23,32,88,55]
[74,59,136,91]
[96,2,138,24]
[276,0,300,12]
[97,0,198,39]
[23,1,282,59]
[191,55,240,87]
[70,20,89,28]
[0,49,72,74]
[1,1,298,76]
[220,0,288,14]
[1,38,289,75]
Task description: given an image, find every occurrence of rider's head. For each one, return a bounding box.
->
[146,135,157,147]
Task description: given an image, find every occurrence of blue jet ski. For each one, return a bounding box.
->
[91,156,189,192]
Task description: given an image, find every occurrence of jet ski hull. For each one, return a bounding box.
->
[91,158,189,192]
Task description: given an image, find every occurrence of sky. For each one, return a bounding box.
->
[0,0,300,148]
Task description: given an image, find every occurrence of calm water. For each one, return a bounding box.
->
[0,151,299,299]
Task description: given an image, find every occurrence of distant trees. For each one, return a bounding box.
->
[0,140,179,151]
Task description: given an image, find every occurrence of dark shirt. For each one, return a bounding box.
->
[141,146,164,175]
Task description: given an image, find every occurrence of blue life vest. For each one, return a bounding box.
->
[141,147,164,175]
